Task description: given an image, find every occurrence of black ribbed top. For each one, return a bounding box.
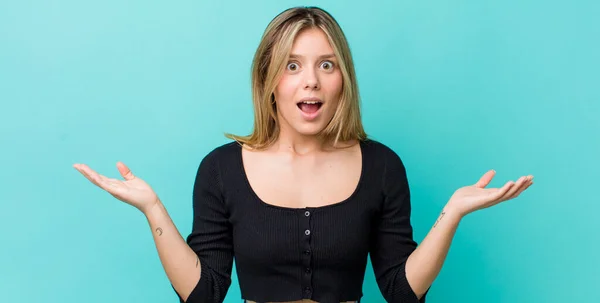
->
[174,139,427,303]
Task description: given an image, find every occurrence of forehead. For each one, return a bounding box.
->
[290,27,334,55]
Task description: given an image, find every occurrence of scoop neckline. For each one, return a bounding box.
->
[235,140,366,212]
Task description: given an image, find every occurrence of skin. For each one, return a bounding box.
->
[273,27,342,145]
[72,27,534,303]
[241,27,361,214]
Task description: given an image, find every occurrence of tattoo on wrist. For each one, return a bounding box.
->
[433,211,446,228]
[156,227,163,236]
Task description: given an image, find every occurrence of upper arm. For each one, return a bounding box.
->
[370,147,424,303]
[177,151,234,303]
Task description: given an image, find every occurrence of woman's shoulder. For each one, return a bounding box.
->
[361,138,411,191]
[209,140,242,155]
[197,140,241,168]
[361,138,403,160]
[360,138,409,178]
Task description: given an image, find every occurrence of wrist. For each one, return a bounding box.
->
[143,199,164,218]
[441,203,466,221]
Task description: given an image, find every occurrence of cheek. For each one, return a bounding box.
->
[275,75,299,102]
[326,73,343,98]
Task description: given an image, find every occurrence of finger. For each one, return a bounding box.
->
[475,169,496,188]
[74,164,116,191]
[506,175,534,200]
[500,176,528,201]
[486,180,515,202]
[116,162,135,181]
[74,164,102,186]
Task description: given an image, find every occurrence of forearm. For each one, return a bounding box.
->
[145,200,200,302]
[405,205,463,298]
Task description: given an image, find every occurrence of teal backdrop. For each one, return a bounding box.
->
[1,1,598,302]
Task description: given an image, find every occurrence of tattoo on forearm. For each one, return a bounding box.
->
[433,211,446,228]
[156,227,163,236]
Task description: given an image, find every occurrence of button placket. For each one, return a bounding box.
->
[300,207,313,298]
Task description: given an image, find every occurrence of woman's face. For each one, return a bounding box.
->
[274,27,343,138]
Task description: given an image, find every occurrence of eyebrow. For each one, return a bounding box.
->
[289,53,336,60]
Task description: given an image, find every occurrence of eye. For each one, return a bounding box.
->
[286,62,299,71]
[320,60,334,70]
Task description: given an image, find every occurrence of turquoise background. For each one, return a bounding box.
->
[1,1,598,302]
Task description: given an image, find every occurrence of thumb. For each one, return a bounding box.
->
[116,162,135,181]
[474,169,495,188]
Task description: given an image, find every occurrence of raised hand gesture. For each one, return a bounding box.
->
[446,170,534,217]
[73,161,159,214]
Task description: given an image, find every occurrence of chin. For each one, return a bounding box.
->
[291,122,327,136]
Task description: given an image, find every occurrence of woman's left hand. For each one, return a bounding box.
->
[445,170,534,218]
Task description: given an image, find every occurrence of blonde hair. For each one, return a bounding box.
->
[225,6,367,149]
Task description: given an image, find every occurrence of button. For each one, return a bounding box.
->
[304,211,310,217]
[305,267,311,274]
[303,250,311,255]
[305,229,310,236]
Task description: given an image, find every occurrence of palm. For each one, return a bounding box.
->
[73,162,158,213]
[448,170,534,217]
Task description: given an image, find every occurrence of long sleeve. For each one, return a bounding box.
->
[174,150,234,303]
[369,148,427,303]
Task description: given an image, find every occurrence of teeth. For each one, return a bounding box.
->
[302,101,320,104]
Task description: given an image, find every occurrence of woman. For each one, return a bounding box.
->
[73,6,533,303]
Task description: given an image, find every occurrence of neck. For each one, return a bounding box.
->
[274,130,329,155]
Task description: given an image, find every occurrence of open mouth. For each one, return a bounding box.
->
[297,100,323,114]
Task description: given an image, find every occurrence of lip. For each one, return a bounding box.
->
[296,97,323,121]
[297,97,323,103]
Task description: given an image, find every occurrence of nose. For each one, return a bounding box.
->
[303,68,320,90]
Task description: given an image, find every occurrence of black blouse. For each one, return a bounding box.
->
[173,139,427,303]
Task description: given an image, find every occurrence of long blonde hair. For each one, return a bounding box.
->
[225,6,367,149]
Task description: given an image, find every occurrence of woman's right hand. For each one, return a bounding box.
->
[73,161,160,215]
